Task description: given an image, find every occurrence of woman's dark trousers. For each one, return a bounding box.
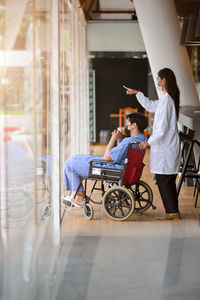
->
[155,174,179,214]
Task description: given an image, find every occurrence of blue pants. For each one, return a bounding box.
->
[64,154,102,191]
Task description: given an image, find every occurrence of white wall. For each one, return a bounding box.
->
[87,21,145,52]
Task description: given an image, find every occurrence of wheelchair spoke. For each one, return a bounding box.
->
[137,196,148,203]
[109,195,118,201]
[121,199,131,208]
[118,206,125,216]
[107,202,115,209]
[110,207,117,216]
[113,191,119,198]
[139,190,147,197]
[137,199,148,208]
[120,195,128,201]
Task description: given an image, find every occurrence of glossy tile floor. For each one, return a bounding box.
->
[1,147,200,300]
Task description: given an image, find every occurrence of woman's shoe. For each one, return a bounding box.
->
[155,212,181,220]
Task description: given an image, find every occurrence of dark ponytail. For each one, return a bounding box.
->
[158,68,180,120]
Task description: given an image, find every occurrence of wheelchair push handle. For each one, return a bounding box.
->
[129,141,144,150]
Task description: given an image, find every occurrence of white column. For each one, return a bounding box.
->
[69,5,89,156]
[134,0,199,106]
[69,6,78,157]
[51,0,61,245]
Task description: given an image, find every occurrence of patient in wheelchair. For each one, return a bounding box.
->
[63,112,148,207]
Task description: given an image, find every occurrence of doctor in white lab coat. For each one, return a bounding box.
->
[124,68,181,220]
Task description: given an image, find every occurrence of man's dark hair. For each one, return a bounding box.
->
[126,112,148,133]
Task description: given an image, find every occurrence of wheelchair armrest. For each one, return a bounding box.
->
[89,159,124,167]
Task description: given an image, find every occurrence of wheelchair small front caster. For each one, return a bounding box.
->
[84,203,93,220]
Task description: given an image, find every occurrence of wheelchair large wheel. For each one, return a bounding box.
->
[128,180,153,213]
[41,199,51,220]
[102,186,134,221]
[7,188,33,220]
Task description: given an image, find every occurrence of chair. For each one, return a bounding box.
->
[193,158,200,207]
[110,107,138,128]
[187,157,200,208]
[177,133,200,207]
[194,177,200,208]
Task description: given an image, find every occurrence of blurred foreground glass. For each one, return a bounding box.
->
[0,1,57,299]
[0,0,52,227]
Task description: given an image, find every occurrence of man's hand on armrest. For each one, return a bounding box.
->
[103,153,112,161]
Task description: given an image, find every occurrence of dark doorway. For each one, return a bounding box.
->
[93,57,148,142]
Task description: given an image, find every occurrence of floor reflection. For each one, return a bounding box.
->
[1,220,200,300]
[1,147,200,300]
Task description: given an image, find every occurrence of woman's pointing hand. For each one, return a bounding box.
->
[123,85,138,95]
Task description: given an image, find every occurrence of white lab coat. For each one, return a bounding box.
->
[136,91,181,174]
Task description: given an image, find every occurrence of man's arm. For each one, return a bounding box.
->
[103,130,122,160]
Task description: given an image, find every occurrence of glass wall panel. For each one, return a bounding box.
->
[34,0,52,221]
[0,0,55,298]
[0,0,89,297]
[0,1,32,225]
[0,0,52,226]
[60,0,70,195]
[59,0,88,201]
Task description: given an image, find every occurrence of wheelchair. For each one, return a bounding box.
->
[63,142,156,221]
[6,157,51,221]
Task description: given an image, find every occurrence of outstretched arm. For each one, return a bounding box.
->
[123,85,159,112]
